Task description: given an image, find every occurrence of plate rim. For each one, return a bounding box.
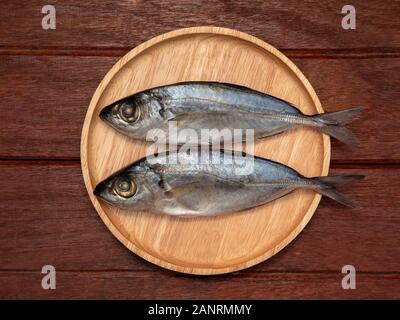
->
[80,26,331,275]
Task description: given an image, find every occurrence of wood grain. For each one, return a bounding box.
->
[1,271,399,299]
[0,163,398,273]
[81,27,330,274]
[1,55,398,161]
[0,0,399,50]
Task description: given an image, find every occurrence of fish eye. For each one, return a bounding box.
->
[113,177,137,198]
[118,103,141,123]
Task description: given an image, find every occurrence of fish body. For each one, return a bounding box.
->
[99,82,361,145]
[94,150,363,216]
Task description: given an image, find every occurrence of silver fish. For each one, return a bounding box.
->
[94,150,363,216]
[99,82,362,145]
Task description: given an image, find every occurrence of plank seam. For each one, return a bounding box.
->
[0,270,399,275]
[1,47,400,58]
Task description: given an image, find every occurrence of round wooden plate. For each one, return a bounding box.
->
[81,26,330,275]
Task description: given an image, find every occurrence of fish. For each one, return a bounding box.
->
[99,82,362,145]
[94,150,363,216]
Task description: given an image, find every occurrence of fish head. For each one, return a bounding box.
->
[94,162,153,210]
[99,93,163,139]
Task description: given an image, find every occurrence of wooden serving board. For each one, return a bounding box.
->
[81,26,330,275]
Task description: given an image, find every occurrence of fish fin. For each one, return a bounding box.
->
[312,108,362,146]
[320,125,359,146]
[164,184,198,199]
[157,176,173,192]
[197,171,249,187]
[165,112,215,127]
[163,109,177,120]
[160,171,248,199]
[311,175,364,208]
[256,124,293,139]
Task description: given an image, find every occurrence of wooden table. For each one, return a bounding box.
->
[0,0,399,299]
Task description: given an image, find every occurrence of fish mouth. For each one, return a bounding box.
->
[99,104,113,122]
[93,179,109,198]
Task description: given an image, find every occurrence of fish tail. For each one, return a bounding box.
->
[311,108,362,146]
[310,175,364,208]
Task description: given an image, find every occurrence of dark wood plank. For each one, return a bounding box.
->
[0,271,398,299]
[0,0,399,50]
[0,162,399,273]
[0,56,112,159]
[294,58,400,163]
[0,55,399,161]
